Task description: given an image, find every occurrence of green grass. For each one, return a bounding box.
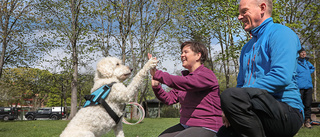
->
[0,118,319,137]
[294,125,320,137]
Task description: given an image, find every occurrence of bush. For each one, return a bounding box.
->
[160,106,180,118]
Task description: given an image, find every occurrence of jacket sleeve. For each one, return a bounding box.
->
[152,85,179,105]
[308,61,315,74]
[246,27,300,93]
[153,69,218,92]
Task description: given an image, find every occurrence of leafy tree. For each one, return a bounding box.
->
[46,73,67,107]
[84,0,115,57]
[77,73,94,106]
[203,0,244,89]
[0,68,53,109]
[0,0,45,78]
[166,0,243,89]
[133,0,172,105]
[35,0,93,119]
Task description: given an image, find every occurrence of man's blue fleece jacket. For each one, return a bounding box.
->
[237,17,304,111]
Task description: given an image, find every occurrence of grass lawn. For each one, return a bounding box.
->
[0,118,319,137]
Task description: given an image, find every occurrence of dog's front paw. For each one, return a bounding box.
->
[144,57,158,70]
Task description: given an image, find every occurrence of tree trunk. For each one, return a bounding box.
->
[0,17,9,79]
[219,33,230,89]
[157,102,161,118]
[207,40,214,71]
[313,47,317,101]
[69,41,78,120]
[0,40,7,79]
[69,0,81,120]
[143,96,149,117]
[78,83,82,106]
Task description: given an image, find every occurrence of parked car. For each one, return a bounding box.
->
[51,107,66,118]
[25,108,64,120]
[0,107,18,121]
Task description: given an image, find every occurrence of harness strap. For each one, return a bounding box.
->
[84,95,95,101]
[83,82,123,124]
[98,98,122,124]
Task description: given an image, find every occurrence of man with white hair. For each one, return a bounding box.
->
[217,0,304,136]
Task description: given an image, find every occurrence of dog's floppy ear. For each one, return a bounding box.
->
[96,57,115,78]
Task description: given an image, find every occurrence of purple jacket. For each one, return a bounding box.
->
[152,64,223,132]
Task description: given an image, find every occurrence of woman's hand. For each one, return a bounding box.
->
[148,53,156,76]
[148,53,160,86]
[151,78,160,87]
[222,112,231,127]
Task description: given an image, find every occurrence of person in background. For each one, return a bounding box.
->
[296,47,315,129]
[148,41,223,137]
[217,0,304,136]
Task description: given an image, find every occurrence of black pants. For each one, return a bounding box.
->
[300,88,313,120]
[159,123,216,137]
[217,88,303,137]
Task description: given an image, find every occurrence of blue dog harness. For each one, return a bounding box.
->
[83,82,122,124]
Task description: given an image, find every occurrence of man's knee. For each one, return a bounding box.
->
[221,88,245,109]
[221,87,237,100]
[221,87,246,102]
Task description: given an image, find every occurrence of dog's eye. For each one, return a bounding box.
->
[116,63,120,66]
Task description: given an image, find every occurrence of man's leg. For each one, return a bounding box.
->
[258,102,303,137]
[220,88,265,137]
[303,89,313,120]
[220,88,303,137]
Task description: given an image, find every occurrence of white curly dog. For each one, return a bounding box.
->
[60,56,157,137]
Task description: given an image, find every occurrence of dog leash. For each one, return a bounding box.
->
[83,82,123,124]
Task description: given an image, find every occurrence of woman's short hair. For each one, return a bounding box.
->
[180,41,208,64]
